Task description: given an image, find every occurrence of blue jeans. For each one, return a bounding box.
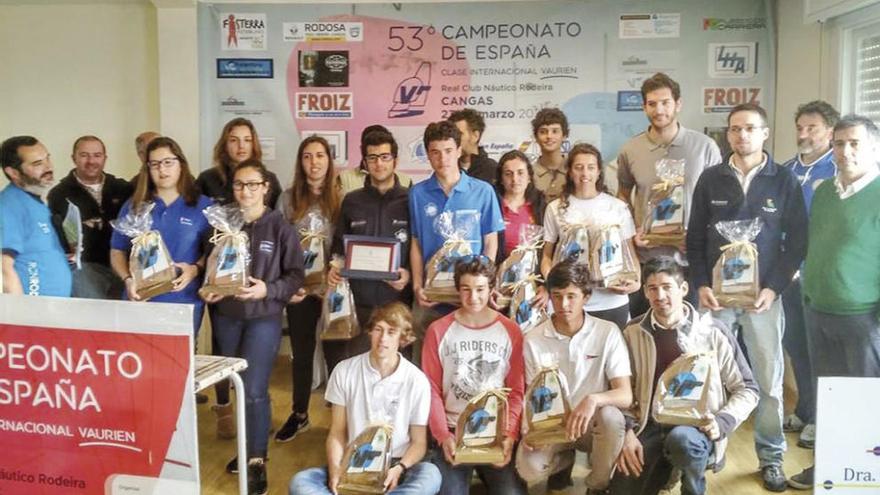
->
[430,446,526,495]
[609,423,713,495]
[712,298,786,467]
[213,313,282,458]
[289,463,442,495]
[71,262,124,300]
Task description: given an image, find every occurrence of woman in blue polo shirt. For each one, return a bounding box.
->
[109,136,213,334]
[202,159,304,495]
[275,135,343,444]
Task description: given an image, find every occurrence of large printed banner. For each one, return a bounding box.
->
[0,296,198,494]
[199,1,773,185]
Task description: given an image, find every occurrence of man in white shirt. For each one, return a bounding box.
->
[289,302,441,495]
[516,261,632,494]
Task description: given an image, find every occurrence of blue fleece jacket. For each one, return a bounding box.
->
[686,151,808,296]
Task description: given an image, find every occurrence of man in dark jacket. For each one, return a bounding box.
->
[48,135,133,299]
[328,129,413,358]
[686,103,807,492]
[449,108,498,185]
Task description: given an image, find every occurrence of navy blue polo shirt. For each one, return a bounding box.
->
[111,195,213,304]
[409,172,504,261]
[0,184,72,296]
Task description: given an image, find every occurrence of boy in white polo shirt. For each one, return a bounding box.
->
[289,302,441,495]
[516,261,632,494]
[421,256,526,495]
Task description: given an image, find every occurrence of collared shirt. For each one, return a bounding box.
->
[525,312,631,408]
[339,166,413,196]
[326,352,431,458]
[728,154,768,194]
[74,172,105,206]
[782,148,837,213]
[460,146,498,185]
[0,184,72,296]
[110,194,213,303]
[649,306,691,399]
[834,168,880,200]
[534,158,567,203]
[501,200,536,256]
[408,172,504,262]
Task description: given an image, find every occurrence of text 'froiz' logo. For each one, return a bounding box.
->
[715,45,749,74]
[388,62,432,118]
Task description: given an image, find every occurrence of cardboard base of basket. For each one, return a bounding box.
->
[643,231,685,246]
[454,444,505,464]
[320,320,357,340]
[524,419,572,448]
[198,283,245,298]
[337,478,386,495]
[717,291,759,309]
[423,287,461,305]
[136,278,175,301]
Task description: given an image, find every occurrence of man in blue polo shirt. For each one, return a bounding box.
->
[1,135,72,297]
[409,120,504,363]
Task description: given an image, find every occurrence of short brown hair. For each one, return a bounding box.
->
[531,108,569,138]
[132,136,200,210]
[453,255,496,290]
[367,302,414,342]
[640,73,681,102]
[71,135,106,156]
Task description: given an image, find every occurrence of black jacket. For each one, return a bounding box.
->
[332,176,413,307]
[196,166,282,209]
[686,152,808,295]
[460,146,498,185]
[47,171,133,265]
[214,209,305,319]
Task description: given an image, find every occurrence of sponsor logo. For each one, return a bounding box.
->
[617,90,644,111]
[220,13,266,51]
[710,199,729,206]
[283,22,364,42]
[299,51,349,87]
[703,17,767,31]
[424,203,438,217]
[620,56,649,67]
[388,62,432,118]
[708,42,758,78]
[324,54,348,71]
[179,217,193,226]
[220,96,246,107]
[259,240,274,253]
[295,92,353,119]
[702,87,761,114]
[216,59,273,79]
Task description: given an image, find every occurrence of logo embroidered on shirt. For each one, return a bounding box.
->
[584,355,600,360]
[259,240,274,253]
[424,202,438,217]
[710,200,728,206]
[38,222,50,234]
[179,216,193,226]
[762,198,777,213]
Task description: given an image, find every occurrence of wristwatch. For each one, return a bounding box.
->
[392,460,409,476]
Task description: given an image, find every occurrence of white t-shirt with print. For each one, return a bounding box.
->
[543,192,637,311]
[325,352,431,458]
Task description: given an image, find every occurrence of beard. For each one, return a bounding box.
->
[19,172,54,200]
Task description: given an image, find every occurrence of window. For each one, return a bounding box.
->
[827,3,880,122]
[854,26,880,122]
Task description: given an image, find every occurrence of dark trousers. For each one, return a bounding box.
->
[782,278,815,422]
[287,295,322,416]
[589,303,630,330]
[430,446,526,495]
[806,304,880,385]
[213,313,283,458]
[608,423,713,495]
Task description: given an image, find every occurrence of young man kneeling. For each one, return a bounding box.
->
[516,261,633,494]
[421,256,526,495]
[609,257,758,495]
[289,302,441,495]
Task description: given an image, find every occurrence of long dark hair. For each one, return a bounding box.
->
[212,118,263,185]
[495,150,546,223]
[289,135,340,222]
[560,143,607,213]
[133,136,199,210]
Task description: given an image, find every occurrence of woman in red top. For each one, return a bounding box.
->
[495,150,546,261]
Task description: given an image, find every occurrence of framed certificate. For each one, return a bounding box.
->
[340,235,401,280]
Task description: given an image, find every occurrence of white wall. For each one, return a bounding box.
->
[0,0,159,182]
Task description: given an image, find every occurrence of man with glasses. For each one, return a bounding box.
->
[327,129,413,358]
[47,136,133,299]
[409,121,505,365]
[1,135,72,297]
[686,103,807,492]
[339,125,413,196]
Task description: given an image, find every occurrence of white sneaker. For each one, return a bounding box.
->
[782,414,805,432]
[798,424,815,449]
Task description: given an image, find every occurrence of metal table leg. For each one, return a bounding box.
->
[229,371,248,495]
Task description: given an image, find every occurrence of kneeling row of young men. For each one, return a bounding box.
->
[290,256,758,495]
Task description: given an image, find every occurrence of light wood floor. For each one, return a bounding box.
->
[197,355,814,495]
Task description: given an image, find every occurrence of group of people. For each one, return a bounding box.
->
[1,71,878,495]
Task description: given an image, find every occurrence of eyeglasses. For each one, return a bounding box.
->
[232,180,267,191]
[147,157,180,170]
[365,153,395,164]
[728,125,766,135]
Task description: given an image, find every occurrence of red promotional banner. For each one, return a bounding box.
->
[0,296,196,495]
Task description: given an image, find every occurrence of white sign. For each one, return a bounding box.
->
[259,137,276,161]
[619,13,680,39]
[220,13,266,51]
[708,42,758,78]
[816,377,880,493]
[283,22,364,42]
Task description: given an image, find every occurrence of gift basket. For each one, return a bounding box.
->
[454,388,510,464]
[111,202,176,300]
[509,274,547,333]
[424,211,480,304]
[299,210,329,295]
[588,224,640,289]
[712,218,763,308]
[496,225,543,308]
[652,351,717,427]
[551,221,591,267]
[321,256,360,340]
[199,204,250,298]
[643,158,686,246]
[523,365,572,447]
[337,423,394,495]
